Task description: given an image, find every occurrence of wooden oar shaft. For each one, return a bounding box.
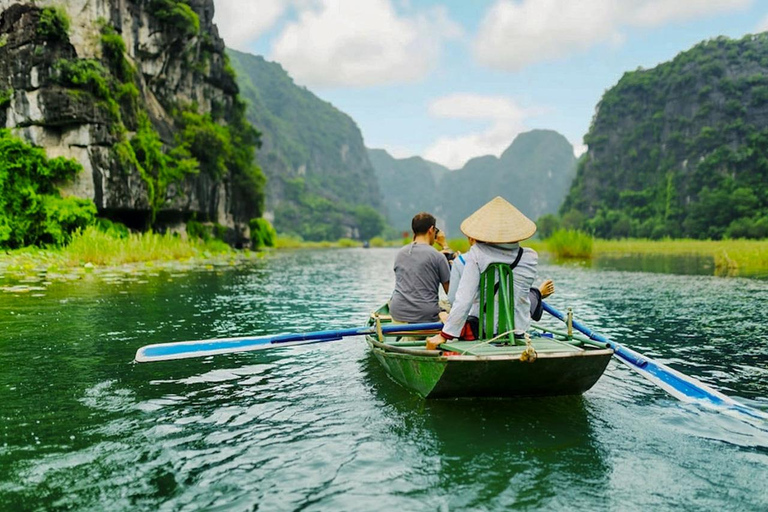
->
[134,322,443,363]
[542,302,767,420]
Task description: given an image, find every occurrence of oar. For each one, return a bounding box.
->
[542,301,768,420]
[134,322,442,363]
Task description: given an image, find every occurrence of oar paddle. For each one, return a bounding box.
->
[542,301,767,420]
[134,322,442,363]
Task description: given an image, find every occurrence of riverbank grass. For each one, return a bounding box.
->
[594,238,768,276]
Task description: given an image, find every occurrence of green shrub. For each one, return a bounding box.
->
[186,220,210,241]
[337,238,358,248]
[249,217,277,248]
[0,88,12,109]
[546,229,593,259]
[150,0,200,36]
[0,129,96,248]
[95,218,130,239]
[37,6,70,42]
[54,59,112,99]
[101,26,134,84]
[369,236,387,247]
[41,195,97,246]
[536,213,561,239]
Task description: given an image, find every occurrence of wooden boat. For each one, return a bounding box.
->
[365,304,613,399]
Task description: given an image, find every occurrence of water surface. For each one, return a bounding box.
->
[1,249,766,511]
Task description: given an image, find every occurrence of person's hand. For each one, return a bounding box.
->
[435,231,447,250]
[426,334,446,351]
[438,311,449,323]
[539,279,555,298]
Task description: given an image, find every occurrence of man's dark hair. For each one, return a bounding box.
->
[412,212,436,235]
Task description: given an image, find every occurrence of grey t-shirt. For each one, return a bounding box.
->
[389,242,451,323]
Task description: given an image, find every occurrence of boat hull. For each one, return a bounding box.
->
[367,337,613,399]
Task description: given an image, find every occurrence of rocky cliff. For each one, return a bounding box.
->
[561,33,768,239]
[0,0,265,246]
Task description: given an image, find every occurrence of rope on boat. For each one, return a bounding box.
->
[520,333,538,363]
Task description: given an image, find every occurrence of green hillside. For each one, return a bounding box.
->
[228,49,386,241]
[561,33,768,239]
[368,149,449,235]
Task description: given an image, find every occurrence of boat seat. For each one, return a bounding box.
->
[479,260,519,345]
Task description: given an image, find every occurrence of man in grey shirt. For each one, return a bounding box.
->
[389,213,451,323]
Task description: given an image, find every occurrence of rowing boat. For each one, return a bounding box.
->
[365,304,613,398]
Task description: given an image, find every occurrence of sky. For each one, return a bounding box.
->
[213,0,768,170]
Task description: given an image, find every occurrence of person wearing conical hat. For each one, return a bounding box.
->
[426,197,544,350]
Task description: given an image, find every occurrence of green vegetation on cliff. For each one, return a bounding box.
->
[227,49,386,241]
[562,33,768,239]
[0,129,95,248]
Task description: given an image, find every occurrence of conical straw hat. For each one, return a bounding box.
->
[460,196,537,243]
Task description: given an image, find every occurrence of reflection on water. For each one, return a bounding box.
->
[592,253,715,276]
[1,248,767,511]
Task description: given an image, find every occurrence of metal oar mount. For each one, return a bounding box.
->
[542,301,768,421]
[134,322,442,363]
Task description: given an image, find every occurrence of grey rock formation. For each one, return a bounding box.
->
[0,0,258,245]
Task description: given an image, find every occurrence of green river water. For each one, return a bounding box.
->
[1,248,767,511]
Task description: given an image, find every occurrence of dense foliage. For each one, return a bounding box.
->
[561,33,768,239]
[37,6,69,42]
[149,0,200,36]
[249,218,277,248]
[228,49,386,241]
[0,130,96,248]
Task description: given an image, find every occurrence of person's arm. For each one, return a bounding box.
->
[437,251,451,294]
[447,262,462,303]
[441,256,479,336]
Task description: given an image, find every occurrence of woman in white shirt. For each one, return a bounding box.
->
[427,197,549,350]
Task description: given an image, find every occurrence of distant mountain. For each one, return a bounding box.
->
[228,49,386,241]
[370,130,577,237]
[561,33,768,239]
[367,149,449,235]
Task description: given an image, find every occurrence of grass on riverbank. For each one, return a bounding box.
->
[0,227,240,275]
[594,238,768,276]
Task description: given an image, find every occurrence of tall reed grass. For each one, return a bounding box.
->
[595,238,768,276]
[546,229,594,258]
[62,226,231,266]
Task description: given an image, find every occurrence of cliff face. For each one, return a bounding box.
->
[228,49,386,241]
[562,33,768,239]
[370,130,576,237]
[0,0,263,245]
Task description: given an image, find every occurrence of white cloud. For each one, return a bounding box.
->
[422,94,539,169]
[474,0,753,71]
[213,0,288,51]
[269,0,463,87]
[757,13,768,33]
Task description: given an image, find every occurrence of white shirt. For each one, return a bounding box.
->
[446,253,466,304]
[442,242,537,337]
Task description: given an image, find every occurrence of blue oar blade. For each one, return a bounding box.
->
[134,322,444,363]
[542,301,768,421]
[135,333,339,362]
